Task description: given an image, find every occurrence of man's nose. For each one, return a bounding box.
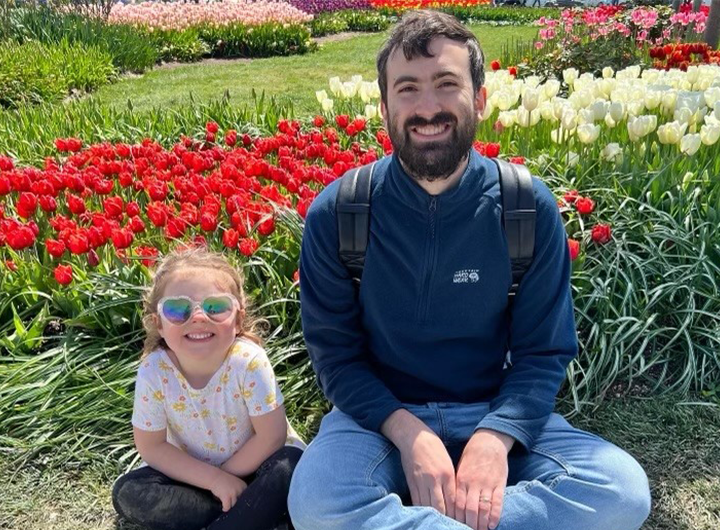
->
[414,89,442,119]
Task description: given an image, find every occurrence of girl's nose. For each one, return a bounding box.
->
[189,306,209,322]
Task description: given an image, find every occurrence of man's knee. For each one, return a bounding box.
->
[597,448,652,529]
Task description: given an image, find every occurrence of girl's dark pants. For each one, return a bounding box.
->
[112,446,302,530]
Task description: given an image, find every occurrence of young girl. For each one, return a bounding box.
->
[112,248,304,530]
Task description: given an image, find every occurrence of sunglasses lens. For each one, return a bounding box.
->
[202,296,234,322]
[162,298,192,325]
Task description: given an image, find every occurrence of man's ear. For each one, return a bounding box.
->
[380,100,388,129]
[475,86,487,120]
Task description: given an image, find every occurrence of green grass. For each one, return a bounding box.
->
[2,395,718,530]
[92,25,538,115]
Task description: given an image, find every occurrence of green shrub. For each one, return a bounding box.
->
[146,28,210,63]
[309,12,349,37]
[7,6,157,72]
[199,22,314,58]
[0,39,114,108]
[338,10,390,32]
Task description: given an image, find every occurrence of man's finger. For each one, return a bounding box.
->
[478,491,492,530]
[454,485,467,523]
[443,480,457,520]
[409,482,421,507]
[431,482,446,515]
[464,487,480,530]
[488,487,504,530]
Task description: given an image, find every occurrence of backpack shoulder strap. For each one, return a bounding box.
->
[494,158,536,300]
[336,162,376,285]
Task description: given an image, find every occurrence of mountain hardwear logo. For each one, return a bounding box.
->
[453,269,480,283]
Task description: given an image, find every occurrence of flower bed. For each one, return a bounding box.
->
[109,1,313,31]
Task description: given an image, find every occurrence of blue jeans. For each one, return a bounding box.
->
[288,403,651,530]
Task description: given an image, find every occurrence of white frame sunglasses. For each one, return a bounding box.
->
[157,294,240,326]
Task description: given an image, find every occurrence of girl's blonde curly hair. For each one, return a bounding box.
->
[141,248,262,357]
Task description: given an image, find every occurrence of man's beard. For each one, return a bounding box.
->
[388,107,478,182]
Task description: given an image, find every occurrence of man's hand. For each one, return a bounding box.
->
[455,429,513,530]
[381,409,457,518]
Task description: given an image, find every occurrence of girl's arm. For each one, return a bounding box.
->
[220,406,288,477]
[134,426,235,492]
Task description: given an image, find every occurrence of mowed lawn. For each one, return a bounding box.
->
[92,25,538,115]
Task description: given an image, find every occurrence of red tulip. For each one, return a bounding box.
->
[111,228,133,249]
[313,116,325,127]
[103,196,124,219]
[591,224,612,245]
[223,228,239,248]
[206,121,219,134]
[563,190,579,204]
[129,216,146,233]
[87,249,100,267]
[490,59,501,71]
[567,238,580,261]
[46,238,66,258]
[200,212,218,232]
[257,217,275,236]
[39,195,57,213]
[225,130,237,147]
[17,192,38,218]
[126,201,140,217]
[54,264,73,285]
[6,225,36,250]
[67,194,86,215]
[335,115,350,129]
[147,203,168,227]
[67,233,90,254]
[575,197,595,215]
[239,237,259,256]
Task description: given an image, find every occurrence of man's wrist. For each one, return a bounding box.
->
[473,428,515,454]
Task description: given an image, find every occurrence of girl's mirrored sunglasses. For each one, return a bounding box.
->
[157,294,239,326]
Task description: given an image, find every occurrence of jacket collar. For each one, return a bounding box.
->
[384,149,494,213]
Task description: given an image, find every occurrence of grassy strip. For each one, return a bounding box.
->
[91,25,538,115]
[1,395,717,530]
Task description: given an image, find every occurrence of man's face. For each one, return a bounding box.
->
[381,37,486,182]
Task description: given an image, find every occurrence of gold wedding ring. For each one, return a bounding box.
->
[480,496,491,503]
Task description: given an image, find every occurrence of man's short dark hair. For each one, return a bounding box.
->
[376,10,485,106]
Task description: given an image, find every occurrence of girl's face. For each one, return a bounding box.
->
[156,269,241,362]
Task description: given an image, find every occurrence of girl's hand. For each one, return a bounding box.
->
[209,469,247,512]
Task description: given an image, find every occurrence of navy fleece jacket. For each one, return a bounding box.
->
[299,150,578,450]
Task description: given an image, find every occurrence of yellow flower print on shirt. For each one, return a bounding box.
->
[159,360,172,372]
[200,409,211,419]
[242,388,253,399]
[152,390,164,401]
[172,401,187,412]
[265,392,276,406]
[247,359,260,372]
[204,442,217,450]
[220,372,230,385]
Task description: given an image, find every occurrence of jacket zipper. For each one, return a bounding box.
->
[417,197,438,321]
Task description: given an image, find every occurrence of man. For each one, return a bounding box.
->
[289,10,651,530]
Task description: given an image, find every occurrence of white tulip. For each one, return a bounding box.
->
[661,91,678,114]
[627,100,645,117]
[597,79,616,98]
[609,101,625,122]
[517,108,541,128]
[329,76,342,96]
[686,66,700,85]
[577,108,596,125]
[543,79,561,99]
[644,90,662,110]
[674,107,693,125]
[321,98,334,112]
[316,90,328,104]
[601,143,623,163]
[565,151,580,167]
[563,68,579,87]
[552,99,569,120]
[498,110,517,128]
[680,133,701,155]
[561,108,577,130]
[364,104,378,120]
[657,121,688,144]
[714,101,720,121]
[341,81,358,99]
[481,100,495,121]
[602,67,614,79]
[704,86,720,108]
[577,123,600,144]
[700,122,720,145]
[351,74,363,85]
[539,101,556,121]
[522,88,540,112]
[590,99,609,121]
[524,75,541,89]
[359,82,375,103]
[369,80,381,99]
[605,114,618,128]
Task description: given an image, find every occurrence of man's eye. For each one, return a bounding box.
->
[399,86,416,93]
[440,82,457,88]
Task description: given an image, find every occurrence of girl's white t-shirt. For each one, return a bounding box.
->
[132,337,305,467]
